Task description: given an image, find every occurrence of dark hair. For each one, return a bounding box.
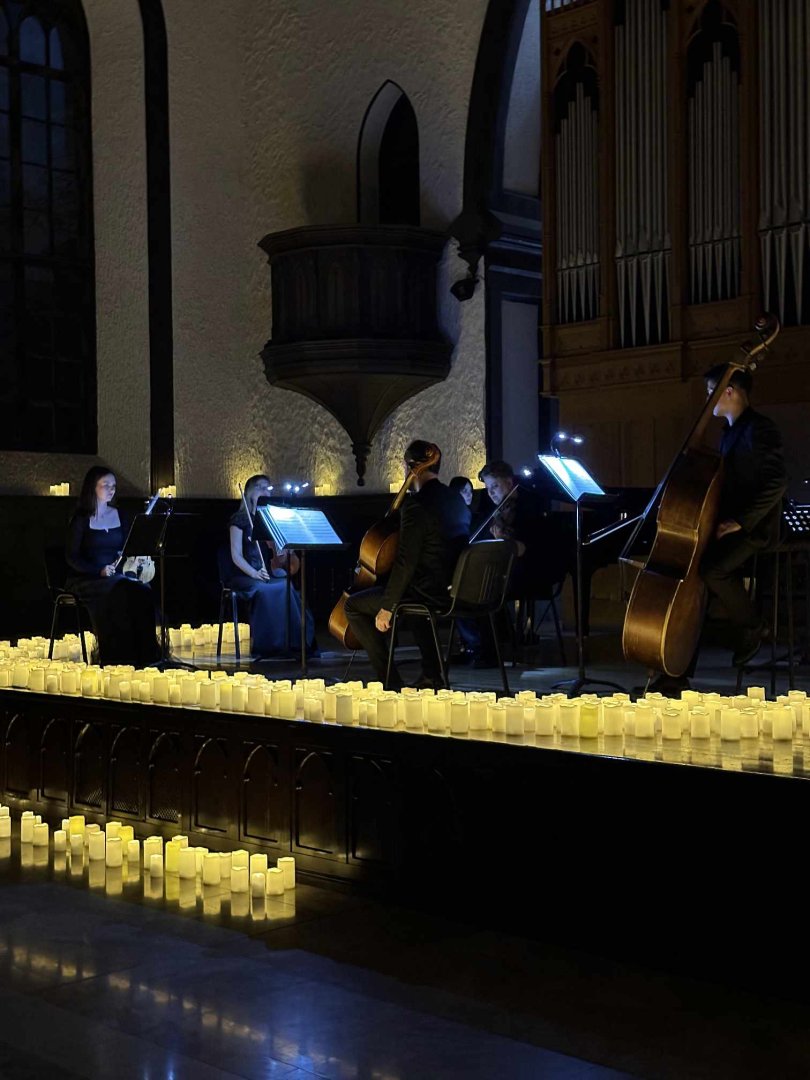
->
[75,466,116,517]
[404,440,441,474]
[478,460,514,483]
[449,475,472,493]
[704,364,753,395]
[244,474,271,496]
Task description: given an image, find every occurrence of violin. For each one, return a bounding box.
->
[328,444,441,649]
[621,314,780,676]
[112,492,161,583]
[238,485,300,579]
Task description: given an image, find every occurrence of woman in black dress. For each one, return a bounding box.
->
[65,466,160,666]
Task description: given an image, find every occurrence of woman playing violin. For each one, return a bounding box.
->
[227,474,315,658]
[65,466,160,666]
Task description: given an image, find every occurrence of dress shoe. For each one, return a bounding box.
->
[630,673,691,699]
[732,623,766,667]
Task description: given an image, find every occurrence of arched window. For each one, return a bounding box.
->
[0,0,94,452]
[358,81,420,227]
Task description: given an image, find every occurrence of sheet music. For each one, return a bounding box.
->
[536,455,605,502]
[256,505,343,548]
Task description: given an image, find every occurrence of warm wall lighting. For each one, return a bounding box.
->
[49,483,70,496]
[157,485,177,499]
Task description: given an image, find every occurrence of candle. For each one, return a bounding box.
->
[689,707,711,739]
[152,676,169,703]
[256,867,282,899]
[602,701,623,736]
[558,701,580,736]
[740,708,760,739]
[180,677,199,706]
[634,706,655,738]
[105,821,121,839]
[127,839,140,863]
[376,695,397,729]
[279,689,297,718]
[219,682,233,711]
[199,681,218,710]
[106,836,123,867]
[45,673,59,694]
[143,836,162,865]
[231,684,247,712]
[28,668,45,692]
[149,852,164,876]
[88,831,106,860]
[0,817,11,839]
[231,865,249,892]
[69,833,83,856]
[219,852,232,878]
[426,699,447,733]
[32,822,49,846]
[194,847,208,874]
[278,855,295,890]
[118,825,134,845]
[84,823,100,846]
[247,685,265,715]
[251,871,266,896]
[335,692,354,725]
[202,852,221,884]
[661,709,682,740]
[54,829,66,851]
[231,849,248,870]
[772,707,792,741]
[747,686,766,701]
[404,697,424,730]
[534,701,555,735]
[249,853,268,875]
[164,839,181,871]
[60,670,78,695]
[720,708,741,741]
[177,847,196,879]
[503,700,524,736]
[449,700,469,734]
[20,811,35,843]
[579,701,598,739]
[174,834,189,848]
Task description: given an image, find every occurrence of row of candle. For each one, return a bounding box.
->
[1,633,94,664]
[5,809,296,897]
[2,642,809,742]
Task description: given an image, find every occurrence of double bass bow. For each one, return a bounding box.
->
[621,314,780,677]
[328,444,441,649]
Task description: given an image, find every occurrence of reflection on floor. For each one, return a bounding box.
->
[2,830,810,1079]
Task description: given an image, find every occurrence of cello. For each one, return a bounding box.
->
[329,443,441,649]
[621,315,780,677]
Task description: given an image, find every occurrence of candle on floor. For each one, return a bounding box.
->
[219,851,232,878]
[249,853,268,875]
[54,829,67,851]
[689,707,711,739]
[265,867,285,896]
[32,822,49,846]
[277,856,295,890]
[20,811,35,843]
[106,836,123,867]
[601,701,623,736]
[164,839,181,872]
[251,871,266,896]
[772,706,792,741]
[558,701,580,737]
[449,700,469,734]
[105,821,121,839]
[69,833,83,856]
[177,847,196,879]
[143,836,162,865]
[231,865,249,892]
[720,708,741,741]
[579,701,599,739]
[149,852,164,876]
[740,708,760,739]
[88,831,106,860]
[503,700,524,736]
[202,852,221,885]
[194,847,209,874]
[661,709,682,740]
[0,817,10,839]
[127,839,140,863]
[199,681,218,710]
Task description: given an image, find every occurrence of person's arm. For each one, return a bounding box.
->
[735,420,788,534]
[229,525,269,580]
[65,516,103,576]
[380,501,426,612]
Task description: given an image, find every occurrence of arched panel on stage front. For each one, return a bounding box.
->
[192,736,230,835]
[293,747,343,859]
[147,729,180,824]
[241,741,285,848]
[348,754,399,868]
[73,721,104,809]
[3,711,32,799]
[109,725,142,818]
[39,716,70,805]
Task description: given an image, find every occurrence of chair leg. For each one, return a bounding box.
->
[232,595,241,662]
[48,601,60,659]
[444,620,456,671]
[216,592,226,658]
[490,613,510,696]
[550,595,566,666]
[786,551,795,691]
[76,604,88,664]
[426,613,448,689]
[385,610,401,690]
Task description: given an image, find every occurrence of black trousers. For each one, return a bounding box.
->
[344,586,442,688]
[685,532,761,676]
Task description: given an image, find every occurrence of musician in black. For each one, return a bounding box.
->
[477,461,555,597]
[649,366,787,692]
[65,466,160,666]
[344,441,470,689]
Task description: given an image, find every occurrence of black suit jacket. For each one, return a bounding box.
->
[381,478,471,609]
[719,408,787,548]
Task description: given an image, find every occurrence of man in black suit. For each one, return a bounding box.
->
[344,440,470,689]
[649,365,787,693]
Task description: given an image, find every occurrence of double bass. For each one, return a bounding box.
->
[621,315,780,677]
[328,444,441,649]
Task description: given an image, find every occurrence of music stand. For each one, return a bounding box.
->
[121,511,197,670]
[535,455,626,696]
[255,501,346,675]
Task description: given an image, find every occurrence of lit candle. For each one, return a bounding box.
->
[45,673,59,694]
[404,696,424,730]
[177,847,196,879]
[503,700,524,736]
[449,700,469,734]
[152,676,169,703]
[231,865,249,892]
[335,692,354,725]
[579,701,598,739]
[149,852,164,876]
[106,836,123,867]
[772,706,792,741]
[279,689,297,718]
[426,698,447,733]
[88,831,106,860]
[601,701,623,736]
[180,677,199,706]
[219,851,232,878]
[28,668,45,692]
[194,847,208,874]
[231,684,247,712]
[143,836,162,865]
[118,825,134,845]
[377,695,397,729]
[219,682,233,711]
[69,833,83,856]
[278,855,295,890]
[32,822,49,846]
[634,706,655,738]
[127,839,140,863]
[84,823,100,846]
[105,821,121,840]
[689,707,711,739]
[251,871,266,896]
[747,686,766,702]
[558,701,580,736]
[202,852,221,884]
[54,829,66,851]
[20,811,35,844]
[740,708,759,739]
[720,708,741,741]
[661,709,682,740]
[534,701,556,735]
[164,839,182,872]
[265,866,285,895]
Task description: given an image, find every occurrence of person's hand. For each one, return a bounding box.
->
[490,520,506,539]
[255,568,271,582]
[716,520,742,540]
[101,564,116,578]
[376,608,392,632]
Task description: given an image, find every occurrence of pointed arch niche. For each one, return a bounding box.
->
[357,81,420,227]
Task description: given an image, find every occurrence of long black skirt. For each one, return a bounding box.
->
[67,575,160,667]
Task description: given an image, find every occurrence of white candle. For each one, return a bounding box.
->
[199,681,218,710]
[143,836,162,865]
[503,700,524,736]
[69,832,83,856]
[202,852,221,884]
[558,701,580,736]
[579,701,598,739]
[60,670,78,695]
[219,851,232,878]
[534,701,555,735]
[28,668,45,692]
[84,823,100,846]
[740,708,760,739]
[720,708,741,741]
[231,685,247,712]
[278,855,295,889]
[45,673,59,694]
[404,697,424,730]
[634,706,655,738]
[661,709,682,740]
[105,836,123,867]
[194,847,208,873]
[335,693,354,725]
[54,829,67,851]
[32,822,49,846]
[180,677,199,706]
[265,866,285,895]
[105,821,121,839]
[250,853,268,875]
[0,817,11,839]
[219,682,233,710]
[601,701,623,736]
[88,831,106,860]
[20,811,35,843]
[377,695,398,729]
[231,849,248,870]
[164,839,181,872]
[177,847,196,879]
[247,685,265,715]
[689,707,711,739]
[127,839,140,863]
[231,865,249,892]
[426,698,447,733]
[279,689,297,718]
[251,871,266,896]
[772,707,792,741]
[149,852,164,876]
[449,700,469,734]
[747,686,766,701]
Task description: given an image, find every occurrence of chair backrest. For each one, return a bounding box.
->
[448,540,516,614]
[216,544,235,588]
[44,546,71,594]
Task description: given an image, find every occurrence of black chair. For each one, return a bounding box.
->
[44,546,90,664]
[385,540,517,694]
[735,548,797,695]
[216,547,252,661]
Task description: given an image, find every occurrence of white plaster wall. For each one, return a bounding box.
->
[166,0,490,496]
[0,0,150,495]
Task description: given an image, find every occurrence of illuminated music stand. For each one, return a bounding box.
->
[255,501,346,676]
[536,455,626,696]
